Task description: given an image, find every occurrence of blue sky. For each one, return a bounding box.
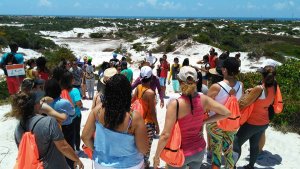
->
[0,0,299,18]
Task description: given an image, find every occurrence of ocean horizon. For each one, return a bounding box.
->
[1,14,300,21]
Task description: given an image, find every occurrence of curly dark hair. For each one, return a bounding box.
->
[11,92,35,120]
[103,74,132,130]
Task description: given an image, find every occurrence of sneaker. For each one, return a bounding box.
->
[243,164,254,169]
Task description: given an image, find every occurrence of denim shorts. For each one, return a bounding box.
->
[159,77,166,86]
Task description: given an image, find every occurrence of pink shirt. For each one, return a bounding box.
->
[178,94,206,156]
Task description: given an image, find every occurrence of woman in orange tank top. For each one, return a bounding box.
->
[233,66,277,169]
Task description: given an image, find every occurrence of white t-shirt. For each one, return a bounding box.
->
[145,55,157,65]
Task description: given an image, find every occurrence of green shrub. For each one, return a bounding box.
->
[193,33,211,44]
[43,47,77,69]
[0,27,57,50]
[132,43,145,52]
[90,33,104,38]
[0,79,10,105]
[272,59,300,134]
[165,43,175,53]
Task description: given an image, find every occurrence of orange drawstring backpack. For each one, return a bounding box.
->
[217,83,241,131]
[131,85,148,119]
[160,99,185,167]
[14,117,47,169]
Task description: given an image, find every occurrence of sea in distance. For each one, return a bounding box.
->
[5,15,300,21]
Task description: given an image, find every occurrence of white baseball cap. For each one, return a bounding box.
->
[177,66,198,82]
[140,66,152,79]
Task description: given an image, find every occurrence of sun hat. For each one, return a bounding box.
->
[209,68,222,76]
[100,68,118,84]
[140,66,152,79]
[177,66,198,82]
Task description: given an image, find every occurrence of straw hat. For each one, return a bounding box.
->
[100,68,118,84]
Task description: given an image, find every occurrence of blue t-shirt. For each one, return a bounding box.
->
[0,52,24,64]
[50,97,75,125]
[69,88,82,117]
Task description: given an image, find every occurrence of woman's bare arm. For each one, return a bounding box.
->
[133,112,149,155]
[81,107,97,150]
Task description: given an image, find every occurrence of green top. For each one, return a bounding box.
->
[121,68,133,82]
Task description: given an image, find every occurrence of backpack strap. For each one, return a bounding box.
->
[218,82,240,96]
[175,99,179,120]
[218,82,229,95]
[30,117,45,132]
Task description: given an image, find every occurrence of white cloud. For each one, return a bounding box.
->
[38,0,52,7]
[197,2,204,7]
[274,2,288,10]
[137,2,145,7]
[273,1,295,10]
[160,1,181,10]
[246,2,256,9]
[147,0,157,6]
[73,2,80,7]
[103,3,120,9]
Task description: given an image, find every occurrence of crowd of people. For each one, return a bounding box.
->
[0,42,282,169]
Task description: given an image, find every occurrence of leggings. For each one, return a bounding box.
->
[233,123,268,167]
[73,115,82,151]
[62,122,75,169]
[144,123,156,164]
[86,78,95,99]
[207,122,236,169]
